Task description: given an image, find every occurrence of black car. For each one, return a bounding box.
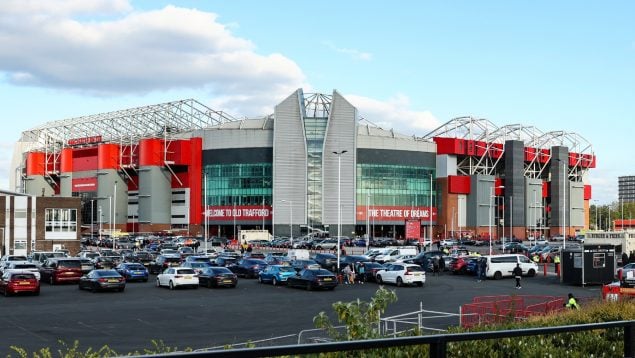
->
[148,255,181,274]
[78,269,126,292]
[197,267,237,288]
[287,269,338,291]
[314,253,338,271]
[131,251,154,266]
[355,261,386,282]
[407,251,446,272]
[213,256,238,267]
[228,258,268,278]
[290,259,320,272]
[339,255,371,268]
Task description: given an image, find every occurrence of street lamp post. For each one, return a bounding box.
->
[429,174,433,251]
[90,199,94,244]
[333,150,348,273]
[98,206,103,244]
[562,162,566,250]
[113,181,117,250]
[489,185,504,255]
[280,200,292,247]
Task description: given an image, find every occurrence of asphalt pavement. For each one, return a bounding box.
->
[0,267,602,356]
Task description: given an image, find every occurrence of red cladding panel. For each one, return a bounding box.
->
[524,147,537,162]
[189,137,202,225]
[26,152,45,176]
[495,178,504,196]
[539,149,551,163]
[171,171,189,188]
[433,137,466,155]
[127,175,139,190]
[120,145,139,167]
[489,143,504,159]
[448,175,471,194]
[569,152,579,167]
[584,185,592,200]
[166,140,193,165]
[98,144,120,170]
[60,148,73,173]
[475,141,487,156]
[466,140,476,156]
[139,139,164,166]
[582,154,597,168]
[71,147,99,172]
[543,182,550,198]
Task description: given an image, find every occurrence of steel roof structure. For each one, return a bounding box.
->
[20,99,236,152]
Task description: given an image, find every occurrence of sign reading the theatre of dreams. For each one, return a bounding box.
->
[205,206,272,221]
[356,206,437,222]
[71,177,97,192]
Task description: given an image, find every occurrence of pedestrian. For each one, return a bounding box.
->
[629,251,635,264]
[436,240,441,250]
[622,252,629,267]
[554,254,561,274]
[432,255,440,276]
[512,263,523,289]
[342,265,352,284]
[479,258,487,281]
[476,258,482,282]
[564,293,580,309]
[357,263,365,284]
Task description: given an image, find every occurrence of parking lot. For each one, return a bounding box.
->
[0,266,601,356]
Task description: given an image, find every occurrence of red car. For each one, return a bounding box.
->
[449,257,469,274]
[0,271,40,296]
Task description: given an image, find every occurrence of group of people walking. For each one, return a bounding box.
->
[341,263,366,284]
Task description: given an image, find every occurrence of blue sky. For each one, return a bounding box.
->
[0,1,633,204]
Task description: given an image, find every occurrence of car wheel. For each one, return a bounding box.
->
[155,279,161,287]
[49,276,55,285]
[527,269,536,277]
[3,289,10,297]
[34,290,40,296]
[376,275,383,284]
[396,277,404,287]
[417,282,424,287]
[169,281,175,290]
[118,287,125,292]
[143,278,148,283]
[306,283,312,291]
[206,280,213,289]
[494,271,503,280]
[272,277,278,286]
[91,284,97,293]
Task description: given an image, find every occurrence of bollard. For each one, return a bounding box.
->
[543,263,547,276]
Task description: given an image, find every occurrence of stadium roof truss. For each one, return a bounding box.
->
[21,99,236,153]
[422,117,594,179]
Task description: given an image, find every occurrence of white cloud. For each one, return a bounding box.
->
[322,41,373,61]
[0,1,307,116]
[346,93,440,136]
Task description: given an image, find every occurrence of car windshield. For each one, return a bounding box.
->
[313,269,332,276]
[59,260,81,268]
[279,266,295,272]
[212,268,232,274]
[12,273,35,280]
[14,264,36,269]
[190,263,208,268]
[96,270,119,276]
[176,269,196,275]
[8,256,27,261]
[127,265,145,270]
[406,266,424,273]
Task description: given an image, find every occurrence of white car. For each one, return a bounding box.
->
[3,262,41,281]
[375,263,426,287]
[156,267,199,290]
[392,254,416,263]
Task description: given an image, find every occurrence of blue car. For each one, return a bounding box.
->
[115,263,149,282]
[258,265,297,286]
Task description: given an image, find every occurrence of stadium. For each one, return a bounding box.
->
[10,88,596,249]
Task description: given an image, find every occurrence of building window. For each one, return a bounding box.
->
[45,208,78,233]
[204,163,273,208]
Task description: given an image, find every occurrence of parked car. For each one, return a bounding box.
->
[448,256,471,274]
[375,263,426,287]
[115,262,149,282]
[148,255,182,274]
[181,261,213,275]
[354,262,386,282]
[407,251,446,272]
[482,254,538,279]
[39,258,83,285]
[197,267,237,288]
[314,253,338,271]
[339,255,371,268]
[78,269,126,292]
[0,255,28,265]
[93,256,120,270]
[313,239,339,250]
[156,267,199,290]
[258,265,297,286]
[2,262,41,281]
[213,256,238,267]
[228,258,268,278]
[290,259,321,272]
[0,271,40,296]
[287,269,338,291]
[78,259,96,274]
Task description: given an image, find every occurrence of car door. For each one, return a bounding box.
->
[159,268,172,286]
[385,264,402,283]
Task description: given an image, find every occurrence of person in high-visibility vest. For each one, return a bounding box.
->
[532,253,540,264]
[554,255,561,274]
[564,293,580,309]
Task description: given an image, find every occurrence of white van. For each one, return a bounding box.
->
[374,246,418,264]
[483,254,538,280]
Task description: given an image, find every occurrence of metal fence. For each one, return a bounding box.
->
[142,320,635,358]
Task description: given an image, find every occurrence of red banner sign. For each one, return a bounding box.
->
[72,177,97,192]
[68,135,102,146]
[405,219,421,239]
[205,205,272,221]
[356,206,437,221]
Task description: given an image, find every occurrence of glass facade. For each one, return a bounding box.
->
[204,163,272,206]
[356,164,435,207]
[303,117,328,227]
